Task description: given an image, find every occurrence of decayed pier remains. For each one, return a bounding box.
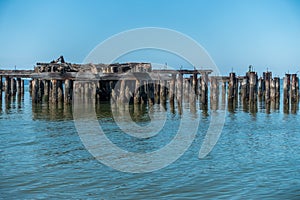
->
[0,57,299,113]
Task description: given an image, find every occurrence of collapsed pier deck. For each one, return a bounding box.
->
[0,59,299,113]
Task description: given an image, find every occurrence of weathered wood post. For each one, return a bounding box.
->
[16,78,21,95]
[21,79,24,94]
[169,74,176,102]
[240,76,249,102]
[32,79,39,103]
[73,81,80,101]
[64,79,72,104]
[57,80,64,103]
[192,72,198,95]
[291,101,298,114]
[38,79,44,102]
[221,79,226,109]
[11,78,16,95]
[189,76,196,104]
[96,81,101,102]
[134,79,141,104]
[209,77,216,100]
[147,80,154,105]
[177,73,183,104]
[118,79,126,104]
[183,78,189,101]
[291,74,299,103]
[140,80,147,104]
[5,76,11,97]
[283,74,290,105]
[43,80,50,102]
[200,72,208,104]
[51,79,58,103]
[257,77,264,99]
[274,77,280,101]
[265,72,272,103]
[221,79,226,96]
[176,73,182,112]
[210,77,219,110]
[249,72,257,102]
[154,80,160,104]
[270,78,276,102]
[264,72,272,103]
[228,72,236,101]
[84,82,90,102]
[160,79,166,104]
[91,81,97,101]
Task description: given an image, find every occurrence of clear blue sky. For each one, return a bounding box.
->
[0,0,300,76]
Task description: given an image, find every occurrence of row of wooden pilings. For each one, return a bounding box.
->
[1,72,299,111]
[226,71,281,104]
[25,72,210,105]
[29,79,73,104]
[0,75,25,98]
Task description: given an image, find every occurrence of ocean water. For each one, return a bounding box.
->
[1,86,300,199]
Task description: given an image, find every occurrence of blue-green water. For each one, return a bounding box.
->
[1,87,300,199]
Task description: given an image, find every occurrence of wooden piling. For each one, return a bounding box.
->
[240,76,248,102]
[57,80,64,103]
[264,72,272,103]
[11,78,16,95]
[169,74,176,102]
[32,79,39,103]
[160,79,166,103]
[221,80,226,96]
[228,72,236,101]
[183,78,190,101]
[200,73,208,104]
[291,74,299,103]
[210,77,219,110]
[283,74,290,105]
[64,79,72,104]
[38,79,44,102]
[176,73,183,103]
[43,80,50,102]
[51,79,58,103]
[270,79,275,101]
[257,77,264,98]
[140,81,147,104]
[118,79,126,104]
[210,77,217,100]
[221,80,226,109]
[192,73,198,95]
[147,81,154,105]
[17,78,21,95]
[5,76,11,97]
[153,80,159,104]
[134,79,141,104]
[249,72,257,102]
[274,77,280,101]
[84,82,90,101]
[21,79,24,94]
[91,81,97,100]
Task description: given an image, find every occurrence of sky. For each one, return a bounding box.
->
[0,0,300,76]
